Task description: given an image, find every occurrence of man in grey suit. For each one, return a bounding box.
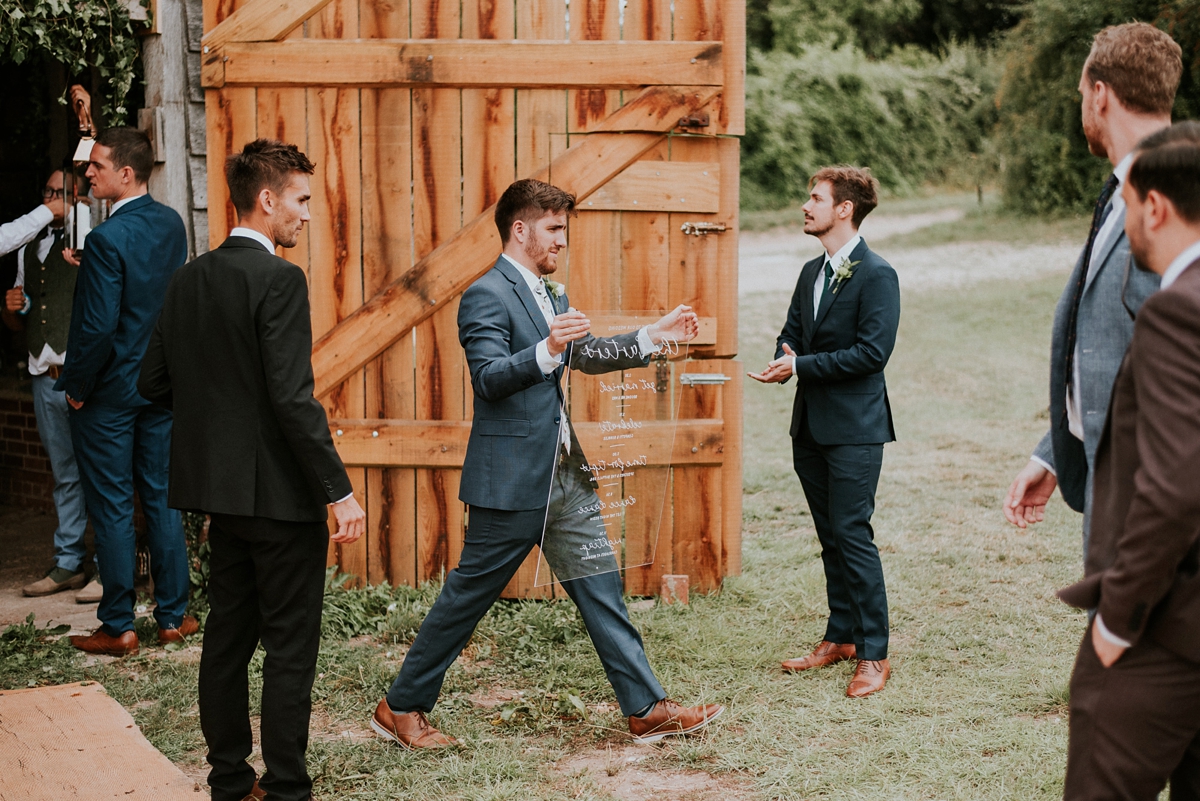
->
[371,179,724,748]
[1004,23,1181,555]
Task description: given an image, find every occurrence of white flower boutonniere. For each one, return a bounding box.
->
[830,258,861,294]
[543,278,565,299]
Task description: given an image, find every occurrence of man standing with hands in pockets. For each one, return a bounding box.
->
[139,139,365,801]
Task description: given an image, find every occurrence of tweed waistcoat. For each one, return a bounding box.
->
[23,229,75,355]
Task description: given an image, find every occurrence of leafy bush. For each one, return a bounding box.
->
[743,42,1000,209]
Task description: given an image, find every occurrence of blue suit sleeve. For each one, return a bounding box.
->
[55,230,123,401]
[459,283,547,402]
[793,264,900,384]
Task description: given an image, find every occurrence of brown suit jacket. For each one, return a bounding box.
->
[1059,257,1200,662]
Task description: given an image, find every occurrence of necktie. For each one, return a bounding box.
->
[823,260,833,295]
[533,280,553,323]
[1063,174,1120,402]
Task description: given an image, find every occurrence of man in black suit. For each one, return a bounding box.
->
[750,166,900,698]
[371,178,723,748]
[139,139,366,801]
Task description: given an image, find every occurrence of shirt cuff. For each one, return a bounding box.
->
[332,492,354,505]
[1029,455,1056,477]
[30,204,53,229]
[637,326,661,357]
[19,293,30,315]
[536,339,563,374]
[791,356,798,376]
[1094,613,1132,648]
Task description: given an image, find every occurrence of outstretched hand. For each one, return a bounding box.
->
[1003,460,1057,528]
[331,494,366,543]
[548,309,590,356]
[749,343,797,383]
[647,304,699,345]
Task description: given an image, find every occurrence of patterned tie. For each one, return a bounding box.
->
[823,260,833,295]
[1063,174,1121,398]
[533,280,553,324]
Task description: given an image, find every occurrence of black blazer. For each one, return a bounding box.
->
[457,257,649,511]
[775,238,900,445]
[137,236,353,522]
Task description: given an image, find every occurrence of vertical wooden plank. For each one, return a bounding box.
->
[624,0,671,41]
[722,364,743,575]
[673,0,726,133]
[412,0,466,582]
[721,0,745,135]
[256,88,310,276]
[714,137,739,356]
[667,136,721,359]
[360,0,415,588]
[204,88,257,249]
[568,0,619,134]
[672,359,723,593]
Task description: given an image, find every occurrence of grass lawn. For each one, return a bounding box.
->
[1,231,1093,799]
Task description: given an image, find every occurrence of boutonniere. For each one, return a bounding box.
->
[543,278,565,299]
[830,258,861,294]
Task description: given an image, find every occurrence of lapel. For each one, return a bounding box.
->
[1083,206,1126,293]
[108,194,152,219]
[814,238,869,333]
[495,256,550,339]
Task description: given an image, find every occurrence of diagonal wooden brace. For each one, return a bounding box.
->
[310,85,719,399]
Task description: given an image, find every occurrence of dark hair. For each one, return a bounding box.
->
[809,165,879,227]
[1128,121,1200,223]
[1086,23,1182,117]
[224,139,315,215]
[95,127,154,184]
[494,179,577,244]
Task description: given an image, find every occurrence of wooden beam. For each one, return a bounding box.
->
[330,419,725,467]
[201,0,335,51]
[310,84,719,398]
[580,161,719,213]
[203,40,722,89]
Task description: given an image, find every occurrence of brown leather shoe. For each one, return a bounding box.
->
[69,628,139,656]
[240,779,266,801]
[628,698,725,744]
[370,699,457,749]
[158,615,200,644]
[846,659,890,698]
[781,641,856,672]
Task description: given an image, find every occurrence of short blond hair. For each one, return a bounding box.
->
[1086,23,1182,116]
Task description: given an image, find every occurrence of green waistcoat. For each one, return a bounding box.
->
[23,230,76,356]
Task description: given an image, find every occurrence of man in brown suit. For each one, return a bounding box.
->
[1059,120,1200,800]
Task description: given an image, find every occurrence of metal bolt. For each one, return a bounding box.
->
[336,429,343,436]
[372,430,379,438]
[691,446,698,453]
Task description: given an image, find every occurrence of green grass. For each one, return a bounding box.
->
[2,241,1095,799]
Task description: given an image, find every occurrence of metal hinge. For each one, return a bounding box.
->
[677,113,710,130]
[680,222,727,236]
[655,357,670,392]
[680,373,731,386]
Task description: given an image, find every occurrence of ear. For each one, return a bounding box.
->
[1145,189,1172,231]
[1092,80,1110,115]
[510,218,526,244]
[257,187,274,216]
[837,200,854,220]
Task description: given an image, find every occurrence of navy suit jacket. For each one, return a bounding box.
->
[775,238,900,445]
[55,194,187,406]
[458,257,649,511]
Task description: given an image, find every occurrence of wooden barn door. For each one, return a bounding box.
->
[201,0,744,596]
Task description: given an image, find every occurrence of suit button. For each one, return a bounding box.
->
[554,417,560,424]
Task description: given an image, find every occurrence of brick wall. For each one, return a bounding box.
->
[0,386,55,513]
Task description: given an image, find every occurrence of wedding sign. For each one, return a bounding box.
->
[535,313,688,586]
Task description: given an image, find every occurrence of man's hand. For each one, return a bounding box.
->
[45,195,65,224]
[548,309,590,356]
[1003,460,1057,528]
[62,248,81,267]
[1092,620,1127,668]
[749,343,797,384]
[331,494,366,543]
[66,395,83,410]
[647,304,699,345]
[5,287,25,313]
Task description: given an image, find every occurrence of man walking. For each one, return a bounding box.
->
[139,138,365,801]
[750,166,900,698]
[57,127,192,656]
[3,169,94,601]
[1059,121,1200,800]
[372,178,723,748]
[1004,23,1181,556]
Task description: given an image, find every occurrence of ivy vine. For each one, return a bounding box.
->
[0,0,143,123]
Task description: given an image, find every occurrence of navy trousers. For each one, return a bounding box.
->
[792,413,889,661]
[386,453,664,717]
[69,401,188,634]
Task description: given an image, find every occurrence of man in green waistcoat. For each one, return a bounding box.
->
[3,169,95,600]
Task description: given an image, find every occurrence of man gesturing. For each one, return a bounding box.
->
[751,166,900,698]
[139,139,365,801]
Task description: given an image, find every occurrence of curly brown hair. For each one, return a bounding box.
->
[810,165,879,228]
[495,179,577,244]
[1086,23,1182,117]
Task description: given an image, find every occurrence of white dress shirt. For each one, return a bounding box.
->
[108,193,146,216]
[792,234,862,376]
[0,204,53,258]
[15,226,67,375]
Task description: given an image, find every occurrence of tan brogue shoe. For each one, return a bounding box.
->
[69,628,139,657]
[781,641,856,673]
[846,659,890,698]
[628,699,725,744]
[23,567,86,597]
[158,615,200,644]
[370,699,458,750]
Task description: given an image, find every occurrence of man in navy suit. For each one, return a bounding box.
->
[58,127,192,657]
[751,166,900,698]
[371,179,723,747]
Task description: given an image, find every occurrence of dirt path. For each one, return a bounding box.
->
[739,207,1079,296]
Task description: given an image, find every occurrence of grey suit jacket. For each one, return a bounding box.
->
[1033,208,1159,513]
[458,257,649,511]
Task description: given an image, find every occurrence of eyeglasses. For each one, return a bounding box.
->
[41,187,65,199]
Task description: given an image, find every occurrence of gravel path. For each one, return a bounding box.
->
[739,208,1080,296]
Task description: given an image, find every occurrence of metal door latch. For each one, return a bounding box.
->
[677,113,710,129]
[680,373,731,386]
[680,222,727,236]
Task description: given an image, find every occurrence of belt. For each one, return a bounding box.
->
[44,365,62,380]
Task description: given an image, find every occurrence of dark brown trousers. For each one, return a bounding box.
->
[1065,622,1200,800]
